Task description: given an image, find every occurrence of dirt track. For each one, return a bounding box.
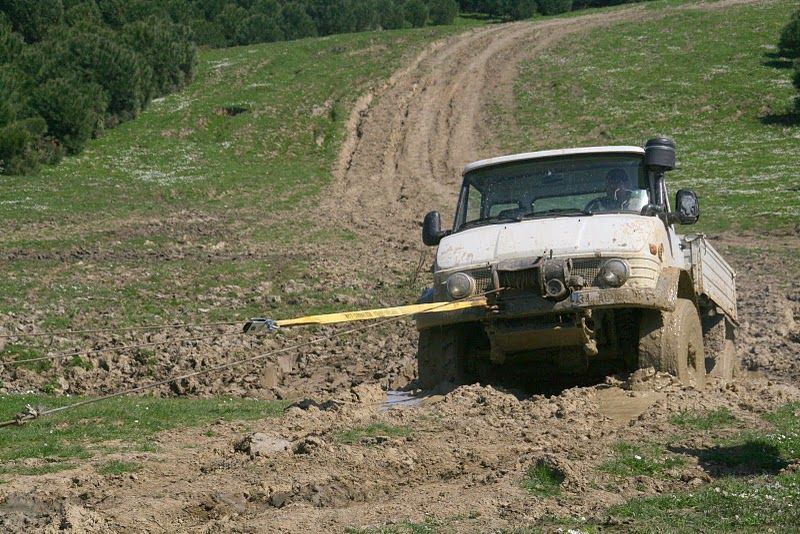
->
[2,1,800,531]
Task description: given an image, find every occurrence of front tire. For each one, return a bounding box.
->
[639,298,706,388]
[416,325,468,390]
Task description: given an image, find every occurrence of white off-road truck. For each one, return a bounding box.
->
[415,138,737,390]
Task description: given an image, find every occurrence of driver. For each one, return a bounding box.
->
[586,168,632,212]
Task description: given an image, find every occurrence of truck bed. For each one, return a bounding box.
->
[682,234,737,321]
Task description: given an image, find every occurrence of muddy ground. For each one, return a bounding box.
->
[1,1,799,531]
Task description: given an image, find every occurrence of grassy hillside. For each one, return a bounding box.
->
[0,24,474,331]
[501,0,799,231]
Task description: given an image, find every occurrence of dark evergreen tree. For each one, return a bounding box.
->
[404,0,429,27]
[64,1,103,27]
[506,0,536,20]
[352,0,378,31]
[429,0,458,25]
[779,10,800,58]
[31,75,106,153]
[280,2,317,40]
[535,0,571,15]
[0,0,64,42]
[238,12,284,43]
[377,0,405,29]
[122,17,196,97]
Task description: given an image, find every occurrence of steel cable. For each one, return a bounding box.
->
[0,291,498,428]
[0,320,241,339]
[1,331,243,366]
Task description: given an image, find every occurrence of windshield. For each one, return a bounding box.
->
[454,154,649,231]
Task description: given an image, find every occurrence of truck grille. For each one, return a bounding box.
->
[498,269,539,290]
[571,258,603,286]
[497,258,605,290]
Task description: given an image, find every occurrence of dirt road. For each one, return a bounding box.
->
[2,1,799,531]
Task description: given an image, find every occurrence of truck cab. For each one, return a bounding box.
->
[415,138,737,391]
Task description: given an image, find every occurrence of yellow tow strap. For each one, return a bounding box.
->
[243,297,488,333]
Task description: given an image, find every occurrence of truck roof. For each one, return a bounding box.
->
[463,146,645,174]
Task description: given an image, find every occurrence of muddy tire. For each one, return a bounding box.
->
[638,298,706,388]
[416,326,468,390]
[703,314,737,380]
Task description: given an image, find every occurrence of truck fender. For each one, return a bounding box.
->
[655,267,695,311]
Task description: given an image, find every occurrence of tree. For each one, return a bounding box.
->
[352,0,378,31]
[429,0,458,25]
[377,0,404,29]
[280,2,317,40]
[122,17,196,97]
[535,0,571,16]
[24,26,148,122]
[506,0,536,20]
[217,3,248,43]
[404,0,429,27]
[779,10,800,58]
[65,1,103,28]
[0,0,64,42]
[32,76,106,154]
[237,12,284,43]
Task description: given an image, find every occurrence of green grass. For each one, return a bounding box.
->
[669,407,738,430]
[334,422,412,444]
[601,441,686,478]
[96,460,142,475]
[0,394,286,476]
[346,520,440,534]
[548,402,800,532]
[503,0,800,231]
[520,459,565,497]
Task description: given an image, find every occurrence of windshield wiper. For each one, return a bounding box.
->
[521,208,593,219]
[459,215,524,230]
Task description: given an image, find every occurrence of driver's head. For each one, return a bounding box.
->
[605,168,628,198]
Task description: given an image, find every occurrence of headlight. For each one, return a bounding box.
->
[599,259,629,287]
[446,272,476,299]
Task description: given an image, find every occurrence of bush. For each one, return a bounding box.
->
[404,0,429,27]
[779,11,800,58]
[536,0,572,16]
[429,0,459,25]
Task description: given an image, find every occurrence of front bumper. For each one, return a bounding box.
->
[414,269,680,331]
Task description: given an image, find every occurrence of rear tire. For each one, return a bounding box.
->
[638,298,706,388]
[703,314,737,380]
[416,325,468,390]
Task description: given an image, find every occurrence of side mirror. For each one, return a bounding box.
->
[670,189,700,225]
[422,211,447,246]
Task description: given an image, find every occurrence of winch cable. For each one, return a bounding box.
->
[2,331,243,366]
[0,291,498,429]
[0,320,241,339]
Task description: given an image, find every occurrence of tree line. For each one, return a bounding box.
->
[778,7,800,112]
[2,0,658,176]
[457,0,646,19]
[0,0,462,176]
[1,1,196,175]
